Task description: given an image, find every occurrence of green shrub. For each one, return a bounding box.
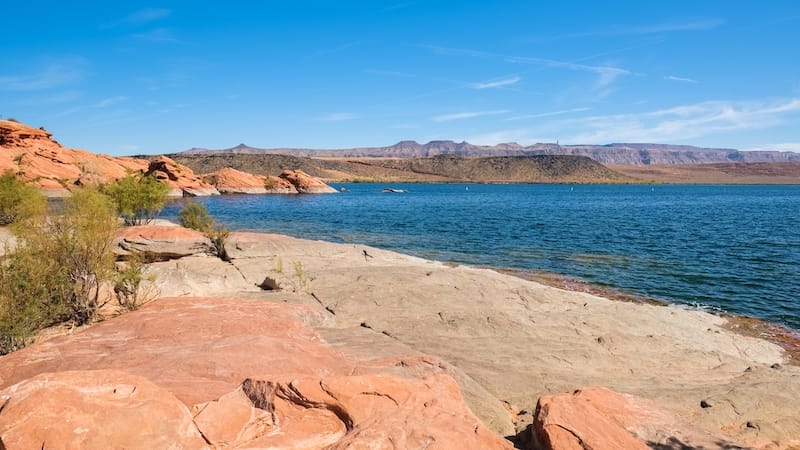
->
[104,173,169,225]
[0,186,120,353]
[178,201,229,260]
[0,170,46,226]
[0,248,71,353]
[178,201,213,232]
[114,252,157,311]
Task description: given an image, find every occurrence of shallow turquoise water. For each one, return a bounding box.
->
[163,184,800,329]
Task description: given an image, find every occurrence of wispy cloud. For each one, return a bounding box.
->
[432,110,510,122]
[507,107,591,121]
[321,112,359,121]
[469,76,521,89]
[462,98,800,146]
[526,18,725,42]
[558,98,800,143]
[92,96,128,108]
[748,142,800,153]
[464,129,532,145]
[426,45,631,89]
[133,28,179,43]
[0,59,87,91]
[505,55,630,88]
[615,19,725,35]
[749,142,800,152]
[664,75,698,84]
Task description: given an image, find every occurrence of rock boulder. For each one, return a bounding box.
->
[532,386,750,450]
[279,169,338,193]
[0,370,209,449]
[0,297,510,449]
[202,166,299,194]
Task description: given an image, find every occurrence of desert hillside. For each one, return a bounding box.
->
[182,140,800,165]
[168,152,635,184]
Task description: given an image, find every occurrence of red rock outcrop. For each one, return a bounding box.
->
[0,370,209,449]
[145,155,219,196]
[203,166,298,194]
[0,297,509,449]
[114,225,210,260]
[0,119,218,196]
[532,386,750,450]
[279,168,338,193]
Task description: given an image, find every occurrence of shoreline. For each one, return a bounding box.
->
[3,224,800,446]
[498,267,800,365]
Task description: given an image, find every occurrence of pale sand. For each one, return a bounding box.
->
[138,231,800,446]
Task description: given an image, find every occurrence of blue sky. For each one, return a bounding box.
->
[2,1,799,156]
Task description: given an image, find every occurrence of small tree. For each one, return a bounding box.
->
[0,170,46,226]
[104,173,169,225]
[11,186,119,326]
[179,201,229,260]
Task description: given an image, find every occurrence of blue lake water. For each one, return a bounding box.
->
[162,184,800,329]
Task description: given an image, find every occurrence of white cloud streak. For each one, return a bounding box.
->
[461,98,800,146]
[749,142,800,152]
[93,96,128,108]
[527,19,725,41]
[432,110,510,122]
[505,56,630,88]
[0,60,87,91]
[469,76,521,89]
[426,46,631,89]
[558,98,800,143]
[507,107,591,121]
[664,75,698,84]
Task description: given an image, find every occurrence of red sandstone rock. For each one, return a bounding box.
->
[145,155,219,196]
[532,386,746,450]
[264,174,298,193]
[202,167,298,194]
[279,168,338,193]
[0,297,509,449]
[0,369,209,449]
[114,225,210,259]
[0,119,217,196]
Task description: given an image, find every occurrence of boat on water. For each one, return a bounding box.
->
[382,188,408,193]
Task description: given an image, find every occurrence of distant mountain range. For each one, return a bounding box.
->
[181,141,800,165]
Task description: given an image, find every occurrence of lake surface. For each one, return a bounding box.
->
[162,184,800,329]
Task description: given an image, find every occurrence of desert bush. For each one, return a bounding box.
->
[0,170,46,226]
[114,252,158,311]
[0,247,71,353]
[178,201,230,260]
[178,201,213,231]
[264,177,277,190]
[104,173,169,225]
[36,187,119,324]
[0,186,120,353]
